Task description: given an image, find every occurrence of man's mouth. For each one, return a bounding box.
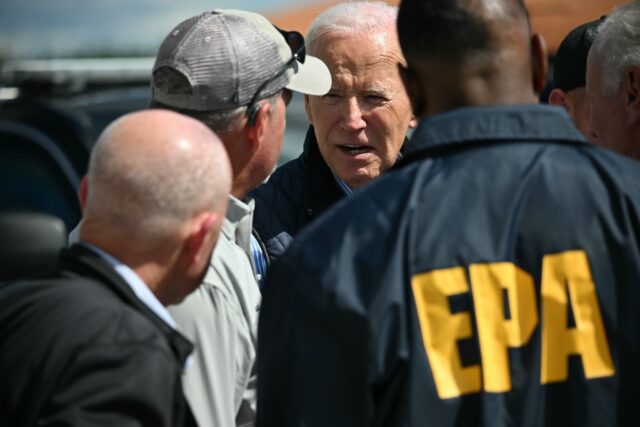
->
[339,144,371,155]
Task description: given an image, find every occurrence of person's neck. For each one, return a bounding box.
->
[231,183,248,200]
[419,60,539,116]
[80,225,171,303]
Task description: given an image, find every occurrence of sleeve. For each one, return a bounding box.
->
[257,254,373,427]
[170,264,258,427]
[37,341,183,427]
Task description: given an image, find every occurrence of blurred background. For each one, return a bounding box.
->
[0,0,625,164]
[0,0,627,253]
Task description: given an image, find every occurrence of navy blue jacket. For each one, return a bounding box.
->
[258,105,640,427]
[251,126,345,262]
[252,126,409,264]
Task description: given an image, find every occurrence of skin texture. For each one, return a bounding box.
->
[398,2,547,118]
[80,110,231,305]
[586,60,640,159]
[548,87,591,138]
[305,30,415,190]
[223,90,291,199]
[585,63,628,154]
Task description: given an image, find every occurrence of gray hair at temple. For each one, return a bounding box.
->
[589,1,640,97]
[306,1,398,55]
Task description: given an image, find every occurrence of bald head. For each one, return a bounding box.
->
[398,0,529,64]
[397,0,546,115]
[82,110,231,242]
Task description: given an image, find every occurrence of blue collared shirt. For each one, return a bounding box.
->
[333,173,355,196]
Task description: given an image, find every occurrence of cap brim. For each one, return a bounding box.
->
[285,55,331,96]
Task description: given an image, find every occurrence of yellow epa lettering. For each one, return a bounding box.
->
[411,250,615,399]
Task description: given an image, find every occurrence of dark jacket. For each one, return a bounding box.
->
[251,125,409,264]
[258,105,640,426]
[251,126,344,263]
[0,244,196,427]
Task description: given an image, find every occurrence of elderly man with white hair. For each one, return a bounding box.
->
[586,0,640,158]
[251,1,416,267]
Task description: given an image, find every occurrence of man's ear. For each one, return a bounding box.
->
[548,88,569,109]
[185,212,219,267]
[398,63,426,118]
[623,66,640,126]
[530,33,548,95]
[247,102,271,153]
[78,175,89,211]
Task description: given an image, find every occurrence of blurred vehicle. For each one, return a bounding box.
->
[0,0,624,270]
[0,0,314,241]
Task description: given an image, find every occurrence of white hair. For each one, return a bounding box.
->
[590,1,640,97]
[86,119,229,240]
[306,1,398,54]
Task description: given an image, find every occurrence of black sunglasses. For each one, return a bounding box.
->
[246,27,306,126]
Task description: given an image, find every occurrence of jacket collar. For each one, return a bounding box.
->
[402,104,588,164]
[302,125,413,217]
[60,244,193,366]
[302,125,345,220]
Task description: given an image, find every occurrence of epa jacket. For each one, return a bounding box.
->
[258,105,640,427]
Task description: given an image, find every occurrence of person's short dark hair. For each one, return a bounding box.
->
[397,0,529,63]
[553,17,605,92]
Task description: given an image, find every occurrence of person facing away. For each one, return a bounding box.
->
[586,0,640,159]
[250,1,416,265]
[548,17,604,137]
[257,0,640,425]
[0,109,231,427]
[149,10,330,427]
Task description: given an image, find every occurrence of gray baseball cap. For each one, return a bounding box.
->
[151,10,331,112]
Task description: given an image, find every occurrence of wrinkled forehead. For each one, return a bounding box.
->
[311,30,404,71]
[309,26,401,57]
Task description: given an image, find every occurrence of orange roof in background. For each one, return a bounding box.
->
[267,0,625,54]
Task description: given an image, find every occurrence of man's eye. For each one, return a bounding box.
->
[321,92,342,102]
[365,94,388,103]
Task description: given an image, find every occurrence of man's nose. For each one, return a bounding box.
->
[340,97,366,131]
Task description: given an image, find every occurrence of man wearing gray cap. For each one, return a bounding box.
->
[149,10,330,427]
[548,17,604,137]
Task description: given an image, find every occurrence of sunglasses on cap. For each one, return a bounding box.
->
[246,27,306,127]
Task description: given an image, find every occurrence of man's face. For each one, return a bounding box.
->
[585,61,628,154]
[254,89,291,184]
[305,30,415,189]
[564,88,591,138]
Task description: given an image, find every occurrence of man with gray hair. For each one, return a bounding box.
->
[0,109,231,426]
[258,0,640,424]
[251,1,415,266]
[586,0,640,158]
[150,10,331,427]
